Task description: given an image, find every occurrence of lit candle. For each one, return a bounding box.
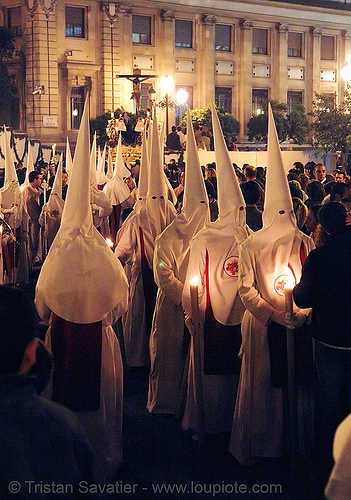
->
[189,276,199,326]
[52,143,56,159]
[106,238,114,249]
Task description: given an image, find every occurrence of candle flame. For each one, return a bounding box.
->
[189,276,199,287]
[0,225,3,234]
[284,275,295,291]
[106,238,114,248]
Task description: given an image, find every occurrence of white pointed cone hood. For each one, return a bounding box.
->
[148,107,167,198]
[153,111,209,290]
[50,152,63,198]
[211,103,248,243]
[90,132,98,186]
[263,103,296,233]
[183,109,208,218]
[138,127,149,199]
[20,140,35,192]
[36,95,128,324]
[65,137,72,174]
[3,129,18,187]
[103,134,130,205]
[44,152,64,219]
[96,144,108,185]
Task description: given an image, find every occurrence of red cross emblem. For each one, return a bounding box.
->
[274,274,291,296]
[224,256,239,277]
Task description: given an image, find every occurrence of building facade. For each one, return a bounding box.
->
[1,0,351,145]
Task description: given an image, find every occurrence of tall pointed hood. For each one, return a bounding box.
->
[96,144,108,185]
[182,109,209,222]
[90,131,98,186]
[153,110,209,289]
[211,103,248,243]
[36,95,128,323]
[138,126,149,200]
[65,137,73,174]
[50,152,63,199]
[20,141,35,192]
[263,103,296,233]
[103,134,130,205]
[147,107,167,199]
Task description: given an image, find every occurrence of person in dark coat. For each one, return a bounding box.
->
[293,201,351,493]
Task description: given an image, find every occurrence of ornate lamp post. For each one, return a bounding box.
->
[159,75,175,138]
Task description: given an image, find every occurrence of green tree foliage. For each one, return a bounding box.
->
[180,106,240,144]
[287,104,308,145]
[247,101,289,143]
[247,114,267,142]
[309,88,351,156]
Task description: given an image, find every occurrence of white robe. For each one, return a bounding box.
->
[229,229,314,464]
[37,302,124,481]
[115,202,176,367]
[182,217,250,433]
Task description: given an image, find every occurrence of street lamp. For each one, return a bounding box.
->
[159,75,174,137]
[175,88,188,126]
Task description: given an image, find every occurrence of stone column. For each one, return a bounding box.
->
[101,1,119,112]
[274,23,289,103]
[160,10,175,81]
[198,14,216,107]
[117,4,133,111]
[307,27,322,110]
[238,18,253,140]
[26,0,59,140]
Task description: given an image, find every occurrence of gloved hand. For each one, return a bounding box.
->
[285,312,307,330]
[271,310,307,330]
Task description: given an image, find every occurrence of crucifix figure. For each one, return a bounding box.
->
[117,69,157,114]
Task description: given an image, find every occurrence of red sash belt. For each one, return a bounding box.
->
[51,314,102,411]
[203,250,241,375]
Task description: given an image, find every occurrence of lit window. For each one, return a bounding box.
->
[287,91,303,114]
[253,28,268,55]
[215,25,231,52]
[288,32,303,58]
[175,20,193,48]
[321,35,335,61]
[70,87,85,129]
[66,6,85,38]
[7,7,22,38]
[252,89,268,115]
[132,15,151,45]
[215,87,232,113]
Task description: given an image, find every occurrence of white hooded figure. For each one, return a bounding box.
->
[182,104,251,434]
[103,134,134,240]
[115,108,177,367]
[39,152,65,253]
[35,95,128,481]
[0,129,26,283]
[229,104,314,464]
[147,109,210,416]
[20,140,35,193]
[89,139,113,238]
